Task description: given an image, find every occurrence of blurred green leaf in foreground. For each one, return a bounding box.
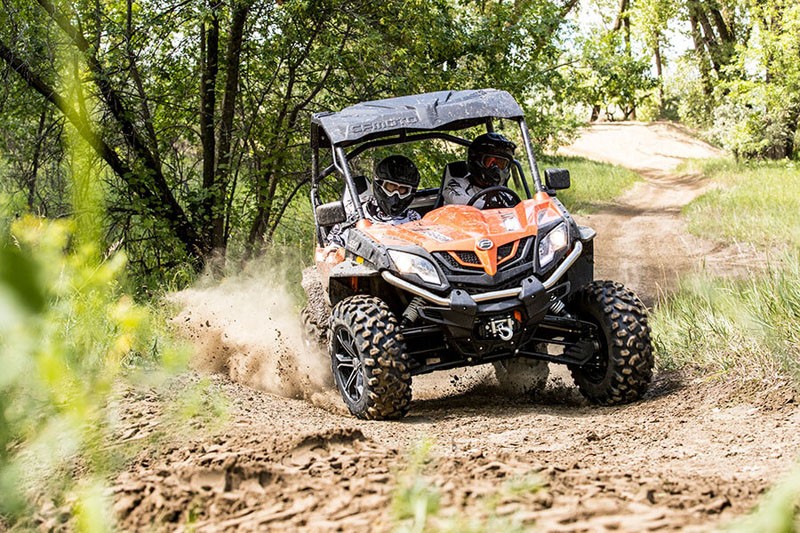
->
[0,59,186,529]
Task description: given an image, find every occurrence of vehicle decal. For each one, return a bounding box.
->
[350,115,419,134]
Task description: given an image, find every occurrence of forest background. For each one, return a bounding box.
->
[2,0,798,285]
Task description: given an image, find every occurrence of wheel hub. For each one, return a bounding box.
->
[333,328,365,403]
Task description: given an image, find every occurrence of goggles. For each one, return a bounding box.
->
[481,155,511,170]
[377,179,414,199]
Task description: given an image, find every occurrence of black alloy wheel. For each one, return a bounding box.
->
[328,295,412,420]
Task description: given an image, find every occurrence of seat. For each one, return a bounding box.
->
[432,161,468,209]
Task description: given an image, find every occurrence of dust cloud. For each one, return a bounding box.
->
[169,265,333,400]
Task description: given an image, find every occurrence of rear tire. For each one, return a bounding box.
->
[329,295,412,420]
[568,281,653,405]
[301,267,329,350]
[493,356,549,396]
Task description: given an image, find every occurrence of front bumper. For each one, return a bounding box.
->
[384,242,584,364]
[381,241,583,306]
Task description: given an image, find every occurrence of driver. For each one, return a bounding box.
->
[328,155,421,247]
[442,132,516,206]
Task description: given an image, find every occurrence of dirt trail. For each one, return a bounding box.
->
[112,123,800,532]
[559,122,749,305]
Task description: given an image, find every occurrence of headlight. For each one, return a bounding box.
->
[388,250,442,285]
[538,222,569,269]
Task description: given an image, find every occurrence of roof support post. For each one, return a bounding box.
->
[334,146,366,219]
[518,119,544,192]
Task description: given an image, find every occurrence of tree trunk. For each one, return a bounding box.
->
[654,36,664,117]
[214,2,249,251]
[689,12,714,100]
[781,104,800,159]
[27,108,48,210]
[199,4,219,243]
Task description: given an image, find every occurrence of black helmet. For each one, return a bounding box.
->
[467,132,516,188]
[373,155,420,217]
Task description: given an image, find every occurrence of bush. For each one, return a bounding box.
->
[0,215,185,527]
[709,101,791,160]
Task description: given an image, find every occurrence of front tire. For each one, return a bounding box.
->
[569,281,654,405]
[329,295,412,420]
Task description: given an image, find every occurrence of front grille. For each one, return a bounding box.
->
[434,251,466,270]
[455,250,480,265]
[497,242,514,258]
[433,237,535,276]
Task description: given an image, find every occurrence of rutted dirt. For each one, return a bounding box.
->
[112,122,800,532]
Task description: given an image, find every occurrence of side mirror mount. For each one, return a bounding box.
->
[544,168,571,192]
[316,201,346,227]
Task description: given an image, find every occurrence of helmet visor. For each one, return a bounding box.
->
[481,155,511,170]
[377,179,414,199]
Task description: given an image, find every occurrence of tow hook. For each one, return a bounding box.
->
[486,317,515,341]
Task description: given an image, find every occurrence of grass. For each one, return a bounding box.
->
[680,158,800,249]
[538,154,640,212]
[651,157,800,384]
[651,254,800,382]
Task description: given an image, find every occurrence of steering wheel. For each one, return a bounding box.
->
[466,186,522,209]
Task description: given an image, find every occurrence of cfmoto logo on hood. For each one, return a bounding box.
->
[476,239,493,250]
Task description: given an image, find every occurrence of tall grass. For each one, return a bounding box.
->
[653,158,800,383]
[652,254,800,381]
[680,158,800,249]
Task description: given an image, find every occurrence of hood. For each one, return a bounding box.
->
[361,192,564,276]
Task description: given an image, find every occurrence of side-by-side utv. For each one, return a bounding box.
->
[301,89,653,420]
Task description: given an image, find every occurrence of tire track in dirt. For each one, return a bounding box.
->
[109,122,800,533]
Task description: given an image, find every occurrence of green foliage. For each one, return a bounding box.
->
[664,56,715,129]
[681,159,800,249]
[0,99,188,527]
[729,466,800,532]
[669,0,800,159]
[1,0,584,283]
[539,155,641,212]
[571,32,657,121]
[0,215,185,526]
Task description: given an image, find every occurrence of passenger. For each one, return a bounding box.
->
[328,155,421,247]
[442,132,516,206]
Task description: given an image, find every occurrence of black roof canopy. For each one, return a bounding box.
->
[311,89,524,148]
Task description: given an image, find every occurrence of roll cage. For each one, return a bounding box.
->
[310,89,547,243]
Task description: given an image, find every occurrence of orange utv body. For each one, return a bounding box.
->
[321,192,563,278]
[307,89,654,420]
